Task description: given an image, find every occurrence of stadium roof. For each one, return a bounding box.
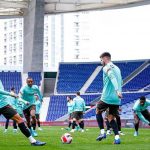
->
[0,0,150,16]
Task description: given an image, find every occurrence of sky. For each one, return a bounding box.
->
[86,4,150,61]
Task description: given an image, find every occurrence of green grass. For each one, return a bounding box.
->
[0,126,150,150]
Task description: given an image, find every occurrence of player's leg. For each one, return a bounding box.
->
[30,105,38,136]
[2,105,46,146]
[96,101,108,141]
[13,120,18,133]
[4,118,9,132]
[105,117,111,135]
[115,115,125,135]
[134,112,140,136]
[23,107,32,129]
[70,112,77,132]
[78,112,84,132]
[108,105,120,144]
[36,114,42,131]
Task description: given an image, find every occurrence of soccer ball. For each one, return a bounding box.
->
[61,133,73,144]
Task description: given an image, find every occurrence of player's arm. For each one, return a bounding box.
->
[35,86,43,102]
[17,97,29,105]
[136,111,150,124]
[0,89,17,98]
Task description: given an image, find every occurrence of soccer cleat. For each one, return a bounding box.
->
[81,129,85,133]
[96,133,106,141]
[13,129,18,133]
[113,139,121,144]
[119,131,125,136]
[70,129,75,133]
[4,129,8,133]
[31,140,46,146]
[106,130,112,135]
[38,127,43,131]
[32,130,38,137]
[134,131,138,136]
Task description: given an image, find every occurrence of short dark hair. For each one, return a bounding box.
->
[76,92,80,96]
[140,96,146,101]
[100,52,111,58]
[11,87,15,91]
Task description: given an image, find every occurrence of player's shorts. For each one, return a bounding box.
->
[134,109,150,122]
[73,111,83,120]
[68,113,73,120]
[0,105,17,119]
[35,114,40,120]
[96,101,119,116]
[23,105,36,117]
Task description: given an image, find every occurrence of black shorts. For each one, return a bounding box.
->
[36,114,40,120]
[134,109,150,122]
[73,111,83,120]
[23,105,36,118]
[96,101,119,116]
[0,105,17,119]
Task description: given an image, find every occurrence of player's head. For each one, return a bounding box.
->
[11,87,15,92]
[26,77,33,87]
[67,96,72,101]
[100,52,111,66]
[76,92,80,96]
[139,96,146,106]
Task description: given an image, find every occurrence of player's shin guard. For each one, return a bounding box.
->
[37,121,40,127]
[68,121,72,128]
[109,119,119,135]
[72,121,77,129]
[31,117,36,130]
[79,121,84,129]
[18,122,31,138]
[105,120,111,130]
[13,120,17,129]
[96,114,104,129]
[116,115,121,131]
[5,119,9,129]
[134,121,139,132]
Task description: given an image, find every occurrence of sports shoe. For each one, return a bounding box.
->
[134,131,138,136]
[96,133,106,141]
[70,129,75,133]
[32,130,38,137]
[106,130,111,135]
[13,129,18,133]
[31,140,46,146]
[81,129,85,133]
[4,129,8,133]
[38,127,43,131]
[119,131,125,135]
[114,139,121,144]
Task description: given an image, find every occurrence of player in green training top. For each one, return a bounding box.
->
[0,79,46,146]
[133,96,150,136]
[20,77,43,137]
[96,52,122,144]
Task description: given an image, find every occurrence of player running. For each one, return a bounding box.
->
[70,92,86,133]
[133,96,150,136]
[96,52,122,144]
[0,80,46,146]
[19,77,43,137]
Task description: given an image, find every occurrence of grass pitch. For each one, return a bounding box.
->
[0,126,149,150]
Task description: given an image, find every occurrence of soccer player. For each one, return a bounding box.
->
[65,96,74,130]
[70,92,86,133]
[19,77,43,137]
[4,87,18,133]
[0,80,46,146]
[96,52,122,144]
[35,94,42,131]
[133,96,150,136]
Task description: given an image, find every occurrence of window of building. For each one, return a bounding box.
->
[14,32,17,40]
[9,44,12,53]
[19,19,23,27]
[9,56,12,65]
[14,19,17,28]
[9,32,12,42]
[4,57,7,65]
[4,22,7,30]
[9,20,13,28]
[13,43,16,52]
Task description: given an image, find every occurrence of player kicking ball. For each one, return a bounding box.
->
[0,80,46,146]
[133,96,150,136]
[96,52,122,144]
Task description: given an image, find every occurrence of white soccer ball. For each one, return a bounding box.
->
[61,133,73,144]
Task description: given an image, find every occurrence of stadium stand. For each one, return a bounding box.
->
[0,71,22,93]
[56,63,99,93]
